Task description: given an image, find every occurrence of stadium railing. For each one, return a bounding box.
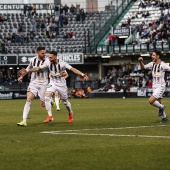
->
[84,42,170,55]
[86,0,134,54]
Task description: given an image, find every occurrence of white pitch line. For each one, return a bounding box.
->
[40,125,170,134]
[40,132,170,139]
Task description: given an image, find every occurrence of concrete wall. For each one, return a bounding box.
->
[0,0,116,12]
[0,0,53,3]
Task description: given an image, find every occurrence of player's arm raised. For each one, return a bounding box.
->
[138,57,145,69]
[70,67,89,80]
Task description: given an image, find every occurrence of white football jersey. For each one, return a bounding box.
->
[144,61,170,87]
[26,56,49,85]
[40,59,72,87]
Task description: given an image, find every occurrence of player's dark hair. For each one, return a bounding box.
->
[49,51,57,56]
[37,46,45,52]
[153,50,162,58]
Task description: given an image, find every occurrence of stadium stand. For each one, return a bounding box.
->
[0,4,114,54]
[95,0,170,55]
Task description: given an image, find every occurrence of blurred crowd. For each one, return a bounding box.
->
[100,62,170,93]
[131,0,170,45]
[0,3,87,49]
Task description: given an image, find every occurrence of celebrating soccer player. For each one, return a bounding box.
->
[17,47,49,126]
[19,51,88,123]
[138,50,170,123]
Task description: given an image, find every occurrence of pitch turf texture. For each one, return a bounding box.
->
[1,98,170,170]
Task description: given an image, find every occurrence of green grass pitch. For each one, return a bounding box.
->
[0,98,170,170]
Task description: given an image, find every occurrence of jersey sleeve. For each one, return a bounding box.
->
[64,61,72,70]
[144,62,154,70]
[39,59,50,70]
[25,58,33,72]
[162,62,170,71]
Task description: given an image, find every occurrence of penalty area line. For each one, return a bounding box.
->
[40,132,170,139]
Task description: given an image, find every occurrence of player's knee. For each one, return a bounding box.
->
[26,100,32,106]
[148,98,154,105]
[40,101,45,107]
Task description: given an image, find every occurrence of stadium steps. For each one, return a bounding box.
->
[98,0,136,46]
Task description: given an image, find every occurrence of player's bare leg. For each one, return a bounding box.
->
[17,92,35,126]
[44,92,54,123]
[40,100,45,107]
[62,99,73,123]
[55,92,60,111]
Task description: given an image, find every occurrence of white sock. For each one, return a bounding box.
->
[152,101,163,109]
[55,96,60,109]
[45,96,52,116]
[23,100,31,123]
[63,99,72,114]
[162,111,167,118]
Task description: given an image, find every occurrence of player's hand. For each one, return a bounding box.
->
[60,71,67,77]
[138,57,143,61]
[19,68,28,76]
[83,74,89,81]
[18,75,23,82]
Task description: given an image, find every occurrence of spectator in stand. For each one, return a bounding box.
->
[11,33,16,43]
[63,32,69,39]
[31,5,37,17]
[30,31,34,40]
[40,19,46,30]
[76,7,81,22]
[20,33,24,45]
[138,0,146,8]
[147,80,152,88]
[0,14,7,22]
[31,18,37,31]
[80,9,86,23]
[69,88,76,98]
[54,4,60,16]
[67,31,76,39]
[54,23,59,36]
[76,75,81,81]
[24,33,29,43]
[70,4,76,15]
[108,33,116,46]
[23,4,27,17]
[60,4,64,14]
[1,40,6,54]
[63,15,68,26]
[142,77,147,88]
[18,23,23,33]
[15,34,20,43]
[46,23,50,38]
[127,17,131,25]
[63,4,69,15]
[6,34,11,43]
[59,14,64,27]
[27,4,32,17]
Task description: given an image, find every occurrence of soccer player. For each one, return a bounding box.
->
[20,51,88,123]
[138,50,170,123]
[17,47,49,126]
